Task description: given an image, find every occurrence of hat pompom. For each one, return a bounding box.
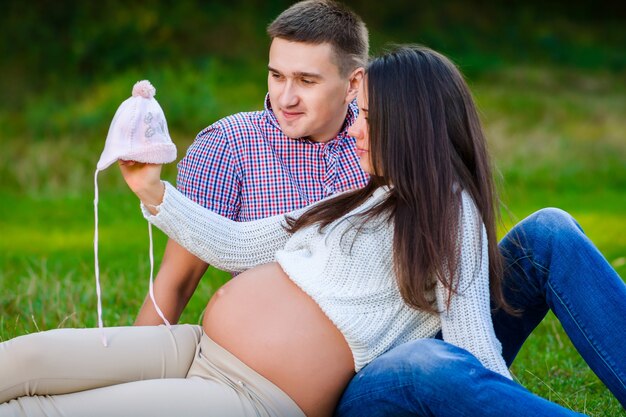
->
[132,80,156,99]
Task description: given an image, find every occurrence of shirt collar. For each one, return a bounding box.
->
[263,93,358,144]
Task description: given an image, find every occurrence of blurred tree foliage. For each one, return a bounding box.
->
[0,0,624,138]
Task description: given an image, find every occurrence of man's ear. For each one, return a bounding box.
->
[345,67,364,102]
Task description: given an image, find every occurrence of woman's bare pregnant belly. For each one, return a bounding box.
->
[203,262,355,417]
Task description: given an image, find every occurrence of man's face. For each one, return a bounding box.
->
[268,37,353,142]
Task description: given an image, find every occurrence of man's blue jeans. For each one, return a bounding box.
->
[336,208,626,416]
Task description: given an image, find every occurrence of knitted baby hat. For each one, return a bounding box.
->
[94,80,175,346]
[98,80,176,169]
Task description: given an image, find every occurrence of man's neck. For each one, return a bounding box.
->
[307,106,351,143]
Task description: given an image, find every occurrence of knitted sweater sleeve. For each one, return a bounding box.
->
[141,181,300,273]
[435,192,512,379]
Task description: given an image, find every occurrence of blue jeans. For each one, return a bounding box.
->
[336,208,626,416]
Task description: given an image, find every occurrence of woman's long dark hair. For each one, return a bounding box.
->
[287,45,510,313]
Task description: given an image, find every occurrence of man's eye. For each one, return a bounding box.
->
[301,79,315,85]
[270,73,282,79]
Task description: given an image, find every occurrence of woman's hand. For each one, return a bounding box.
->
[118,160,165,211]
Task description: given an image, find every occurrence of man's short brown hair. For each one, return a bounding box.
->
[267,0,369,77]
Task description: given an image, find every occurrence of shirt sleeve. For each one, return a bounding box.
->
[176,124,241,220]
[141,182,308,274]
[435,191,512,379]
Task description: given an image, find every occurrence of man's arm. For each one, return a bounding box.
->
[134,239,209,325]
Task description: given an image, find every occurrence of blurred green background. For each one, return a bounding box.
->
[0,0,625,415]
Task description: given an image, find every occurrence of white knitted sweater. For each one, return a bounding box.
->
[142,182,511,378]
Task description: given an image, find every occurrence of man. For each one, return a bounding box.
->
[134,0,370,326]
[136,0,626,414]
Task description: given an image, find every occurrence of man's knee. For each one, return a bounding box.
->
[502,208,584,258]
[523,208,582,238]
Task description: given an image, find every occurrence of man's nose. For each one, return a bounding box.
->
[278,81,299,108]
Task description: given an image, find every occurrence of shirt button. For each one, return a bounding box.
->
[324,186,333,194]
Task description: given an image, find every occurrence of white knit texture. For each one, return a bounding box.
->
[143,182,511,378]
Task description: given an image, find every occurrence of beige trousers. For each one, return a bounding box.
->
[0,325,305,417]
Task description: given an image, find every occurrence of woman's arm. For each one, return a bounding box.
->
[119,161,299,273]
[141,181,296,273]
[435,191,512,379]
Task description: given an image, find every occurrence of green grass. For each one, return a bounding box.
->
[511,311,624,416]
[1,65,625,415]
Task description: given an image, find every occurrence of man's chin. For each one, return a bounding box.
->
[280,127,307,140]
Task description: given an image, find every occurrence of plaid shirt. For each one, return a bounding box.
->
[177,95,369,221]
